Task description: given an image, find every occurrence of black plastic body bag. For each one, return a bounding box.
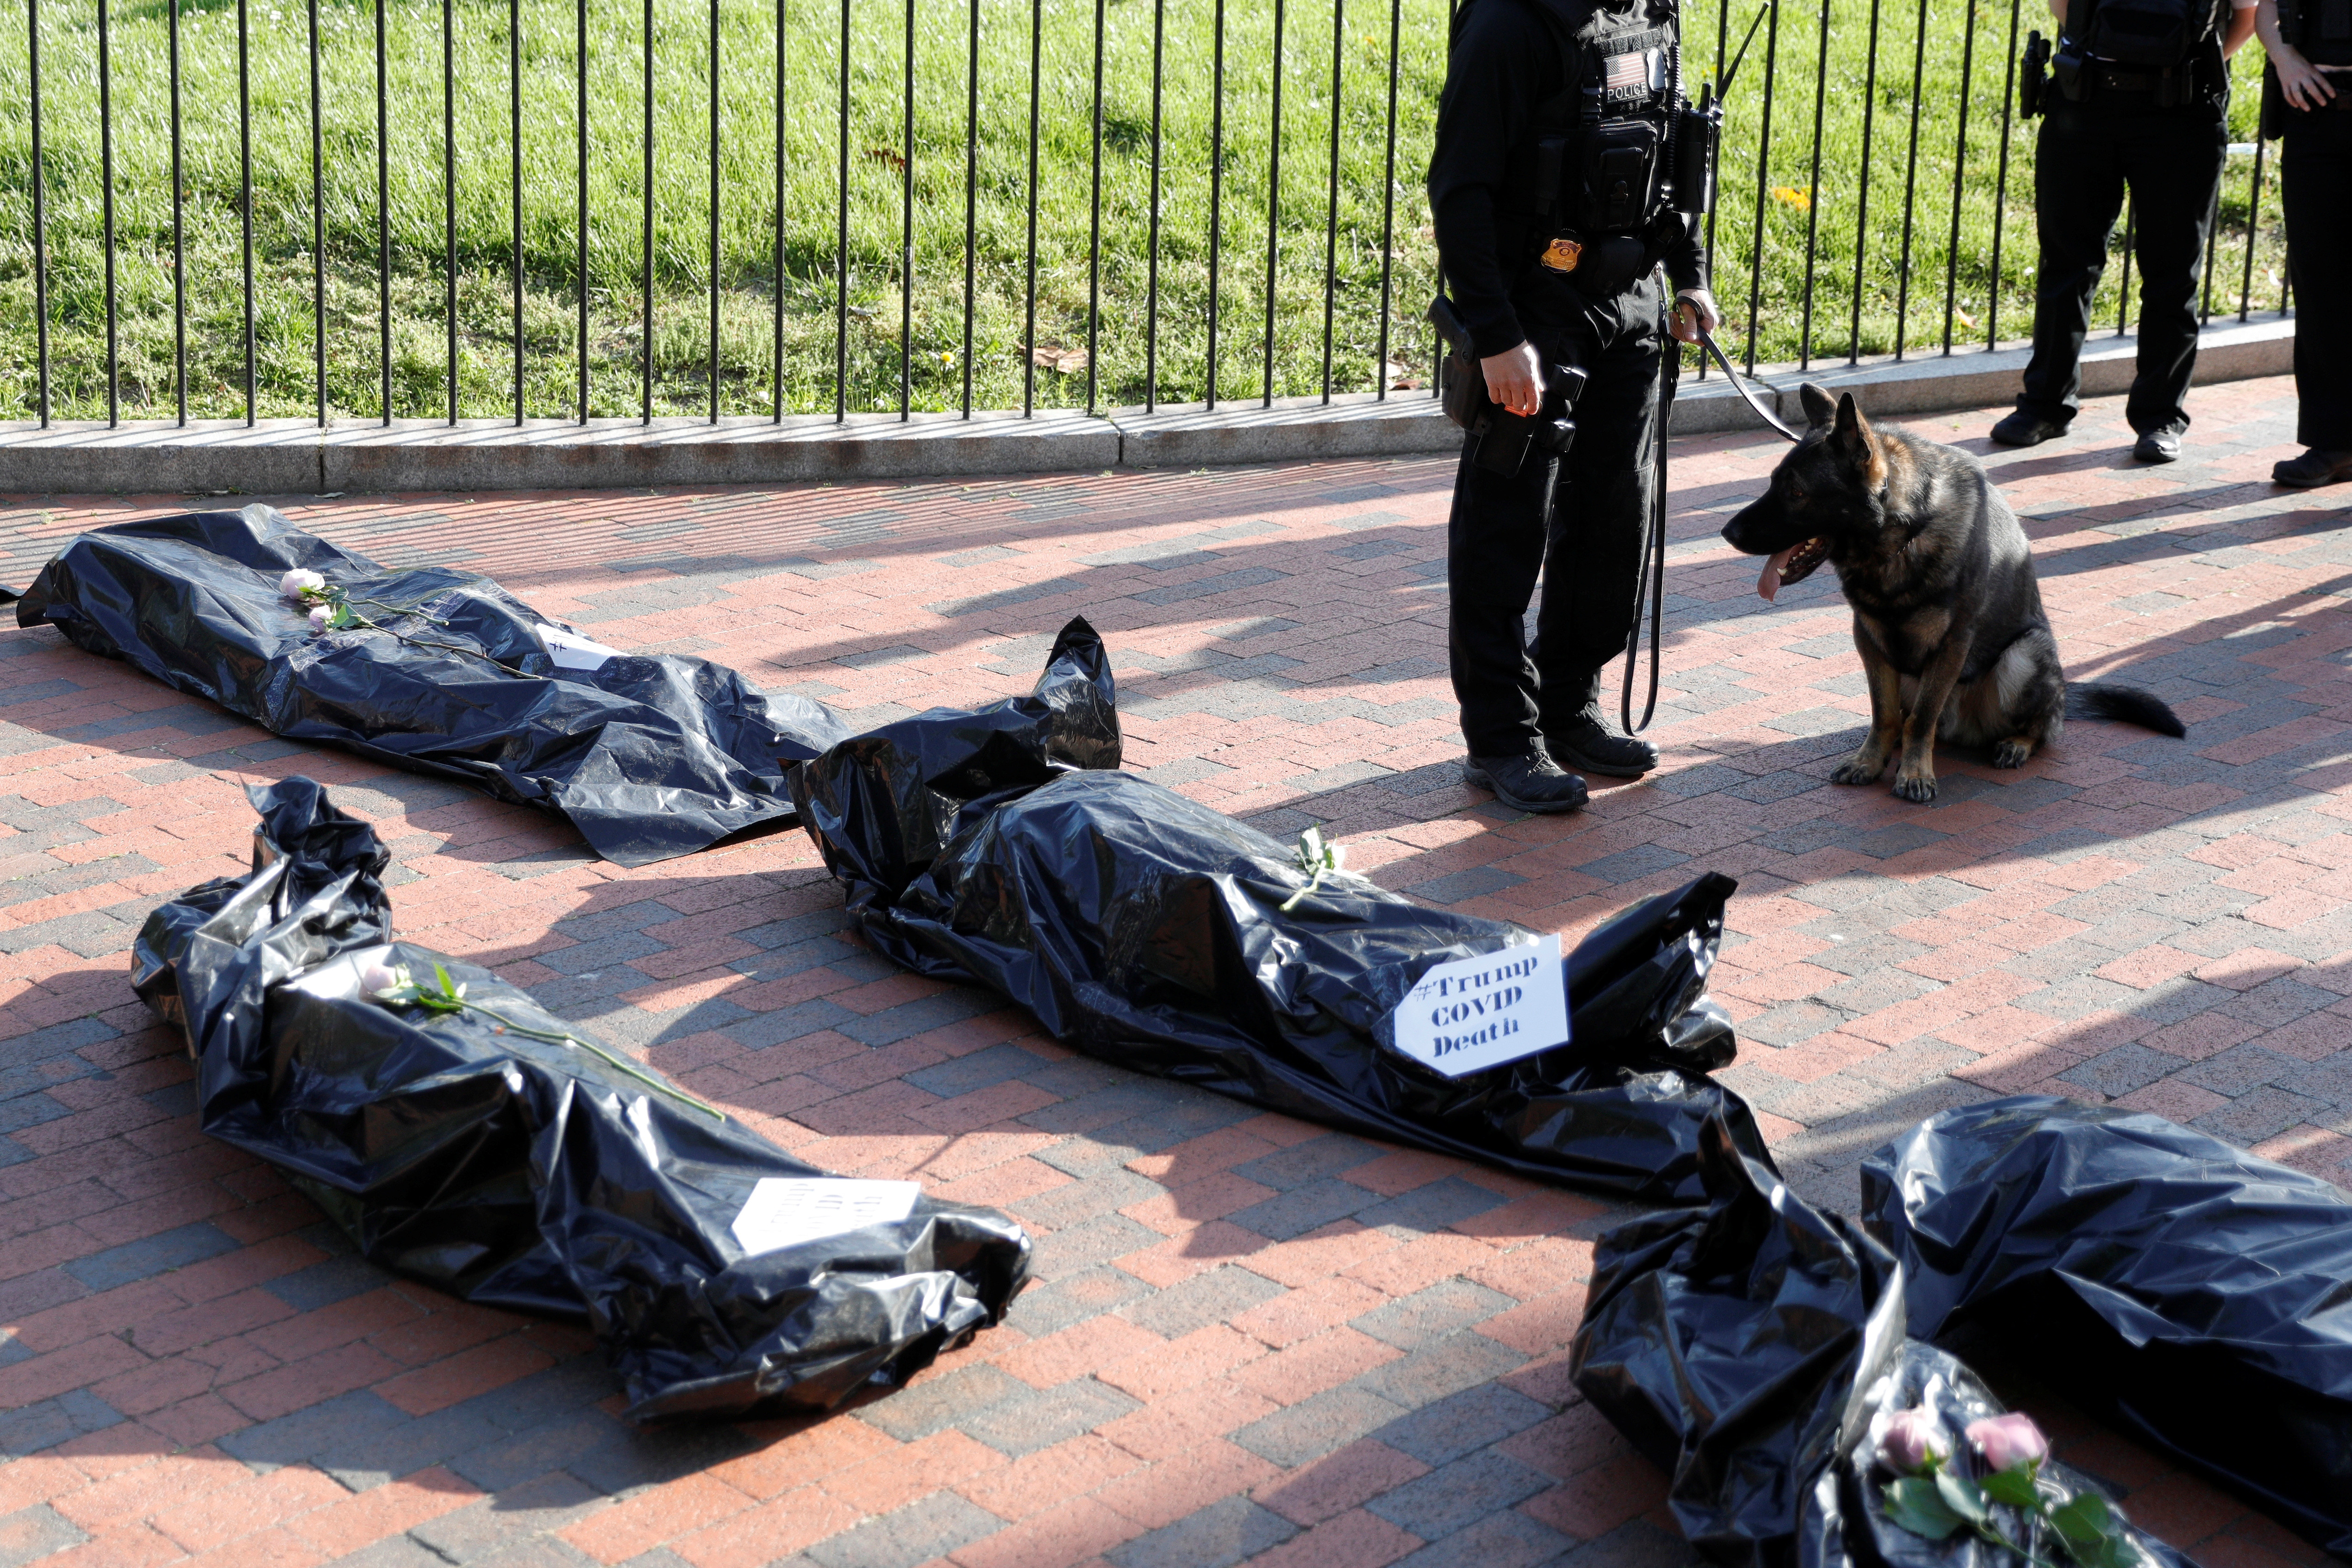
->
[132,777,1030,1421]
[6,506,853,866]
[789,616,1775,1206]
[1863,1098,2352,1557]
[1569,1117,2196,1568]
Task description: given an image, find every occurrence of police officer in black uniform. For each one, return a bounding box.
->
[1429,0,1719,815]
[2258,0,2352,487]
[1993,0,2256,461]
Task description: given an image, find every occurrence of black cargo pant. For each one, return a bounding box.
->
[1447,271,1665,761]
[2281,105,2352,450]
[2016,97,2226,435]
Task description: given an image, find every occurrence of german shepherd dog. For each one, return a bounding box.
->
[1721,385,2183,803]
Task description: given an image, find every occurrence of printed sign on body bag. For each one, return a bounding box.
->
[1390,935,1570,1078]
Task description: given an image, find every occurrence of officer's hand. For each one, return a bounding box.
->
[1481,342,1545,418]
[2274,48,2336,110]
[1671,289,1723,345]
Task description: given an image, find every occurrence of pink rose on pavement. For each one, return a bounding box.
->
[1877,1409,1950,1474]
[1965,1412,2049,1473]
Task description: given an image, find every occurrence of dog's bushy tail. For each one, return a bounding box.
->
[2065,682,2186,737]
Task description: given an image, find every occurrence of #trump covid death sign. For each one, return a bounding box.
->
[1390,935,1570,1078]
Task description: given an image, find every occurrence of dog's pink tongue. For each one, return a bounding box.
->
[1758,545,1797,603]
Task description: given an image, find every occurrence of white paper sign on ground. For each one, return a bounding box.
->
[731,1178,921,1257]
[533,622,627,673]
[1390,935,1570,1078]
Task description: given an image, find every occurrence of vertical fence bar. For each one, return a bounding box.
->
[99,0,118,425]
[1207,0,1227,408]
[1849,0,1881,362]
[1894,0,1927,358]
[1987,0,2020,347]
[171,0,186,422]
[581,0,592,421]
[776,0,788,421]
[445,0,458,423]
[1699,0,1730,375]
[1433,0,1453,391]
[313,0,327,425]
[28,0,46,425]
[1374,0,1399,400]
[1148,0,1169,409]
[711,0,722,422]
[1264,0,1286,404]
[643,0,656,421]
[2116,197,2133,335]
[838,0,852,419]
[2239,133,2265,319]
[515,0,527,424]
[1940,0,1976,354]
[1743,0,1778,373]
[378,0,390,422]
[1021,0,1041,415]
[1318,0,1341,403]
[1798,0,1828,369]
[962,0,978,416]
[900,0,915,418]
[1086,0,1105,413]
[240,0,256,422]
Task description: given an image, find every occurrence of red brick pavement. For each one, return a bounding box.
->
[0,374,2346,1568]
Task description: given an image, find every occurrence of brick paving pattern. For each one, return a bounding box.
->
[0,373,2346,1568]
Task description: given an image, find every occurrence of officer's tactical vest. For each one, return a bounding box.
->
[2070,0,2220,67]
[2275,0,2352,65]
[1495,0,1683,241]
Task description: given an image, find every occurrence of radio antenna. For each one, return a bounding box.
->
[1716,6,1769,100]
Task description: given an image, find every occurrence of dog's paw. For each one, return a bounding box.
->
[1992,739,2032,769]
[1890,771,1938,803]
[1830,755,1886,786]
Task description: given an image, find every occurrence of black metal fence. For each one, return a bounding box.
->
[0,0,2292,427]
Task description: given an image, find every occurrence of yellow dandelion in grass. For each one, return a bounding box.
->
[1770,186,1814,212]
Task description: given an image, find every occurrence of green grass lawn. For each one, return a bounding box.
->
[0,0,2286,423]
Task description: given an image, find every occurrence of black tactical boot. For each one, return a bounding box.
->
[2273,448,2352,488]
[1462,751,1589,814]
[1990,410,2068,448]
[1545,703,1659,779]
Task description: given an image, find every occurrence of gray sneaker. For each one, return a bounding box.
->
[1463,751,1589,814]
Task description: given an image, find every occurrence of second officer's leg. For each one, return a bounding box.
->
[2118,99,2226,451]
[2279,113,2352,475]
[2007,107,2128,439]
[1533,278,1663,778]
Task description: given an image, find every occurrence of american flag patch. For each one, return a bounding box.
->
[1604,50,1652,90]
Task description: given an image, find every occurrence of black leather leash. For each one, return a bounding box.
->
[1698,324,1803,442]
[1618,316,1802,737]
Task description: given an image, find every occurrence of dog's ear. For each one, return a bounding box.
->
[1833,391,1884,480]
[1799,383,1836,428]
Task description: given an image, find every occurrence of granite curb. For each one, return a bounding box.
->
[0,315,2296,494]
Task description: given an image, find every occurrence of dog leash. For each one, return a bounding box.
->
[1619,318,1802,738]
[1695,324,1803,444]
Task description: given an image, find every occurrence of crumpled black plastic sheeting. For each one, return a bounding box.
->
[1570,1117,2194,1568]
[791,616,1775,1205]
[132,776,1029,1421]
[1863,1098,2352,1557]
[8,506,852,865]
